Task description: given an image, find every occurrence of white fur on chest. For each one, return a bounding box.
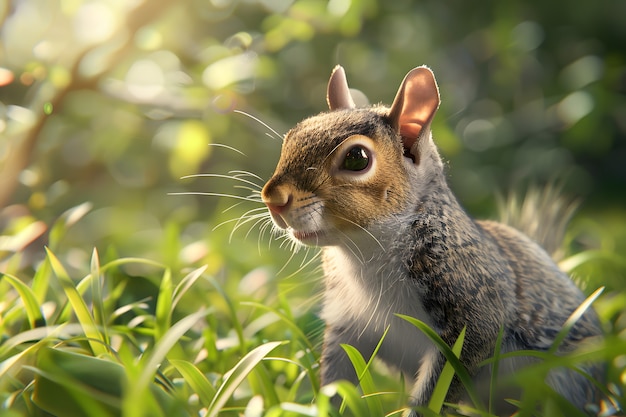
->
[321,245,435,376]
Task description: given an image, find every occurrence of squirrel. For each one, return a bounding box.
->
[260,65,603,415]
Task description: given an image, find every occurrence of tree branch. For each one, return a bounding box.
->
[0,0,176,208]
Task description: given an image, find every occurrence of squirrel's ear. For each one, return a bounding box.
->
[327,65,356,110]
[388,66,440,159]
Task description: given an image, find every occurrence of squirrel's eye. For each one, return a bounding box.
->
[342,146,369,171]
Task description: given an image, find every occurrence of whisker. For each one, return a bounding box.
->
[168,192,262,203]
[278,234,300,253]
[212,212,261,232]
[229,170,266,183]
[360,276,386,338]
[221,201,247,214]
[275,243,302,276]
[286,250,319,279]
[257,217,275,254]
[234,109,284,141]
[234,206,267,216]
[332,213,385,253]
[180,173,263,190]
[212,203,265,231]
[233,185,263,194]
[230,213,269,243]
[243,214,272,241]
[231,209,268,231]
[337,230,366,265]
[265,219,285,249]
[207,143,247,156]
[299,248,322,272]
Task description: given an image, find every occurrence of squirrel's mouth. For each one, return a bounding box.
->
[290,228,326,245]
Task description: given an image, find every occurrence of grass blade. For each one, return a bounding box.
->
[123,308,210,417]
[321,380,370,417]
[31,253,52,304]
[33,347,124,416]
[0,331,57,380]
[428,326,466,413]
[137,308,211,390]
[1,273,46,328]
[206,341,283,417]
[548,287,604,354]
[172,265,207,311]
[340,344,384,416]
[488,327,505,415]
[169,359,216,405]
[247,360,281,408]
[154,268,173,341]
[396,314,482,410]
[242,301,315,351]
[559,250,626,273]
[90,248,109,346]
[208,277,246,353]
[46,248,108,357]
[32,347,188,417]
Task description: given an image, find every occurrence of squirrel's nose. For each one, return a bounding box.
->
[264,194,292,215]
[261,181,293,215]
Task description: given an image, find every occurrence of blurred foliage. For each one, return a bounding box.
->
[0,0,625,414]
[1,0,625,267]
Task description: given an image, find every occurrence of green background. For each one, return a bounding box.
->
[1,0,625,415]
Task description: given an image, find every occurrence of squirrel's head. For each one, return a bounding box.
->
[261,66,441,247]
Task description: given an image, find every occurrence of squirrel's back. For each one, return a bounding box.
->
[478,219,603,408]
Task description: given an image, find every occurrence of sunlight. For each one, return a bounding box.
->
[73,1,117,45]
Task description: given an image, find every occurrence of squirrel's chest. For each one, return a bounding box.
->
[321,246,434,374]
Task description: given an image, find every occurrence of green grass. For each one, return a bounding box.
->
[0,203,625,416]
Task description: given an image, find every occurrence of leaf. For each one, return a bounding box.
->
[0,333,52,380]
[56,256,167,323]
[90,248,109,345]
[247,360,280,408]
[208,277,245,352]
[31,254,52,304]
[172,265,208,311]
[242,301,315,351]
[99,257,167,272]
[154,268,173,341]
[1,273,46,328]
[428,326,466,413]
[206,341,283,417]
[340,344,384,416]
[548,286,604,354]
[396,314,483,410]
[46,248,108,357]
[169,359,216,406]
[559,250,626,273]
[339,326,388,416]
[120,308,211,417]
[33,347,124,416]
[32,347,187,417]
[319,380,370,417]
[488,327,505,415]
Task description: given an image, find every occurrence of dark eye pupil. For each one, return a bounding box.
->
[343,146,369,171]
